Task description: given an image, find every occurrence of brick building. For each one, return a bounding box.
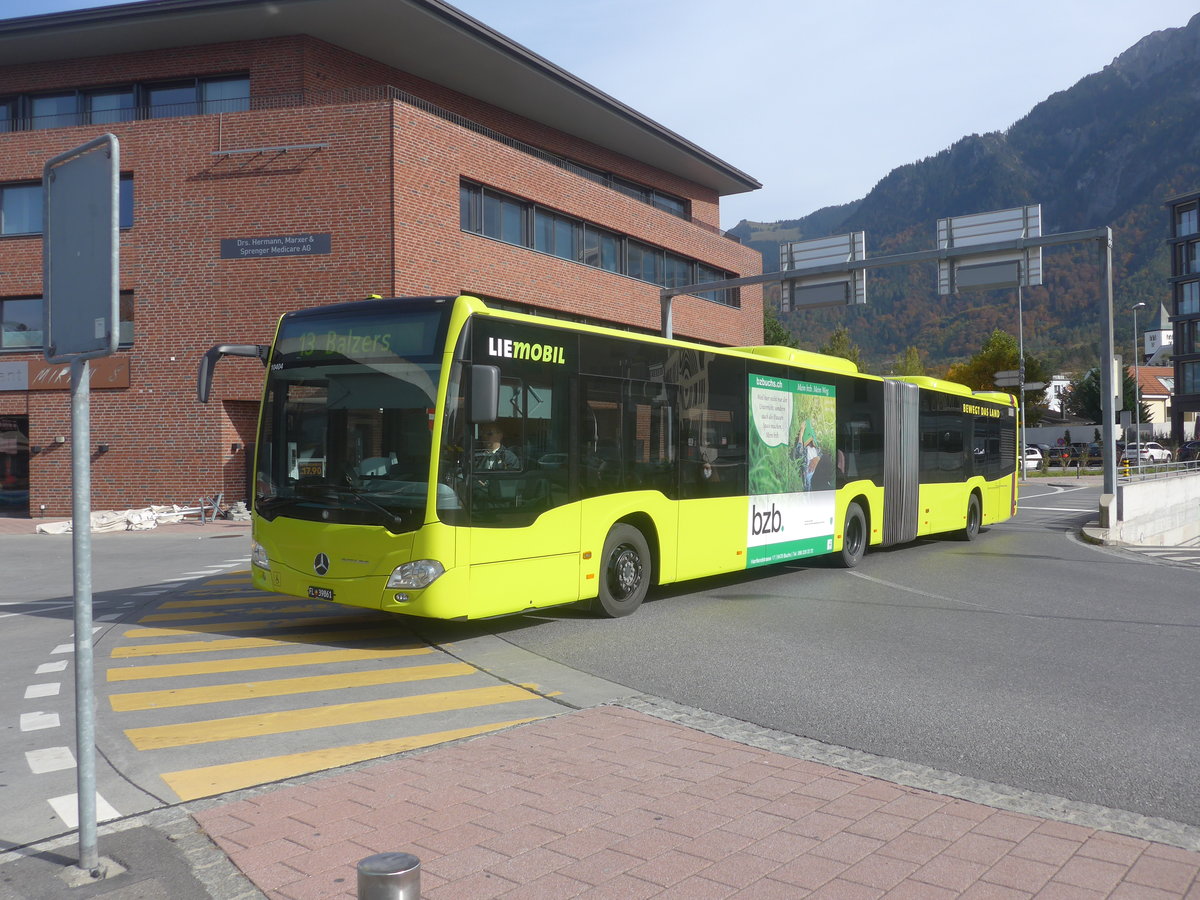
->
[0,0,763,518]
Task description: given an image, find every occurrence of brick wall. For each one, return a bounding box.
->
[0,36,762,516]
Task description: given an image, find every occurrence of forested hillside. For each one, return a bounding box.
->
[728,12,1200,374]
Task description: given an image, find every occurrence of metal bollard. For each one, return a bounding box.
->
[358,852,420,900]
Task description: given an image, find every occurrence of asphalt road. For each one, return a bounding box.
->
[437,480,1200,827]
[4,481,1198,852]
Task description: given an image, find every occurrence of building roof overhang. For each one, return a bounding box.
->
[0,0,761,197]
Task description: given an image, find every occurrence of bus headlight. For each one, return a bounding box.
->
[251,541,271,571]
[386,560,444,589]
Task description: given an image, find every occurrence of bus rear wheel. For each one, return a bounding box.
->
[591,524,651,617]
[960,494,982,541]
[838,502,867,568]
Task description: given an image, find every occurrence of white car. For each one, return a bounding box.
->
[1023,446,1043,470]
[1121,442,1172,463]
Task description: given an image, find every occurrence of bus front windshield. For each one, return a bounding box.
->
[255,303,454,531]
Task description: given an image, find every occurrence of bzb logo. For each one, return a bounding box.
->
[751,503,783,535]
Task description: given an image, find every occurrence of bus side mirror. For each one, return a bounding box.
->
[469,364,500,423]
[197,344,268,403]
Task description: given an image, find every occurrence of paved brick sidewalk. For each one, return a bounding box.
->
[194,705,1200,899]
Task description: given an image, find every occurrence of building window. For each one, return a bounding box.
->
[0,176,134,235]
[0,291,133,352]
[1182,361,1200,395]
[626,240,662,285]
[663,253,692,289]
[460,180,738,307]
[0,298,42,349]
[0,183,42,235]
[31,93,78,130]
[86,88,136,124]
[1176,203,1199,238]
[482,191,525,246]
[534,208,580,262]
[1178,281,1200,316]
[0,75,248,131]
[582,225,620,273]
[201,76,250,114]
[1178,240,1200,275]
[1180,319,1200,355]
[695,263,735,307]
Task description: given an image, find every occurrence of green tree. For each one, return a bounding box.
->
[819,325,861,366]
[944,329,1049,420]
[1063,367,1149,423]
[891,346,925,376]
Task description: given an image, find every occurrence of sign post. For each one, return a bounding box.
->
[42,133,120,876]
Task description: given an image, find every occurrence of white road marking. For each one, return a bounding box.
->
[23,683,61,699]
[20,711,60,731]
[48,793,120,827]
[26,746,75,774]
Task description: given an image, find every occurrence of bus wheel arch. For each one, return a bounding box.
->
[960,490,983,541]
[837,498,869,568]
[591,516,656,618]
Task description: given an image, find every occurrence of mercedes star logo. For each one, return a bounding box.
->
[313,553,330,576]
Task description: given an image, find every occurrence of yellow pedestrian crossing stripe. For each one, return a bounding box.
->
[156,594,292,608]
[105,573,561,805]
[161,718,543,801]
[109,661,475,710]
[137,604,323,623]
[107,647,433,682]
[125,684,538,749]
[124,614,373,638]
[112,628,395,657]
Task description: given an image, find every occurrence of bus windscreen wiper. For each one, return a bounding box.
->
[332,485,407,531]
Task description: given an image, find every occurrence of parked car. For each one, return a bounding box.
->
[1023,446,1043,470]
[1121,441,1172,463]
[1178,440,1200,462]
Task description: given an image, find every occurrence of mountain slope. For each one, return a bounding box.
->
[730,12,1200,373]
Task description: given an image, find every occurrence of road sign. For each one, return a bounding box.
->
[994,370,1020,380]
[43,133,119,363]
[779,232,867,310]
[937,205,1042,295]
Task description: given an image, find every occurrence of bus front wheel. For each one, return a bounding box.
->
[592,524,651,617]
[838,502,867,568]
[960,494,982,541]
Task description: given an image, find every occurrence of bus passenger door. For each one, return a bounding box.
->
[463,370,581,614]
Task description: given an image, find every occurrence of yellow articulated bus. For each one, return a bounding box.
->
[198,294,1017,619]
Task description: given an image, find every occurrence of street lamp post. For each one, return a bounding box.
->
[1132,301,1147,474]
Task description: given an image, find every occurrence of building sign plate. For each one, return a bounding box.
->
[0,357,129,391]
[221,233,331,259]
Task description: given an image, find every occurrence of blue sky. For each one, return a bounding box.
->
[4,0,1197,228]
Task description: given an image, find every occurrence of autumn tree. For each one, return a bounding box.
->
[944,329,1050,422]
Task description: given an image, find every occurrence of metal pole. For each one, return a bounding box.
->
[1017,284,1025,476]
[71,358,98,871]
[1099,231,1117,495]
[1132,302,1145,475]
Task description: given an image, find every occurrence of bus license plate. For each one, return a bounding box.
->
[308,586,335,601]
